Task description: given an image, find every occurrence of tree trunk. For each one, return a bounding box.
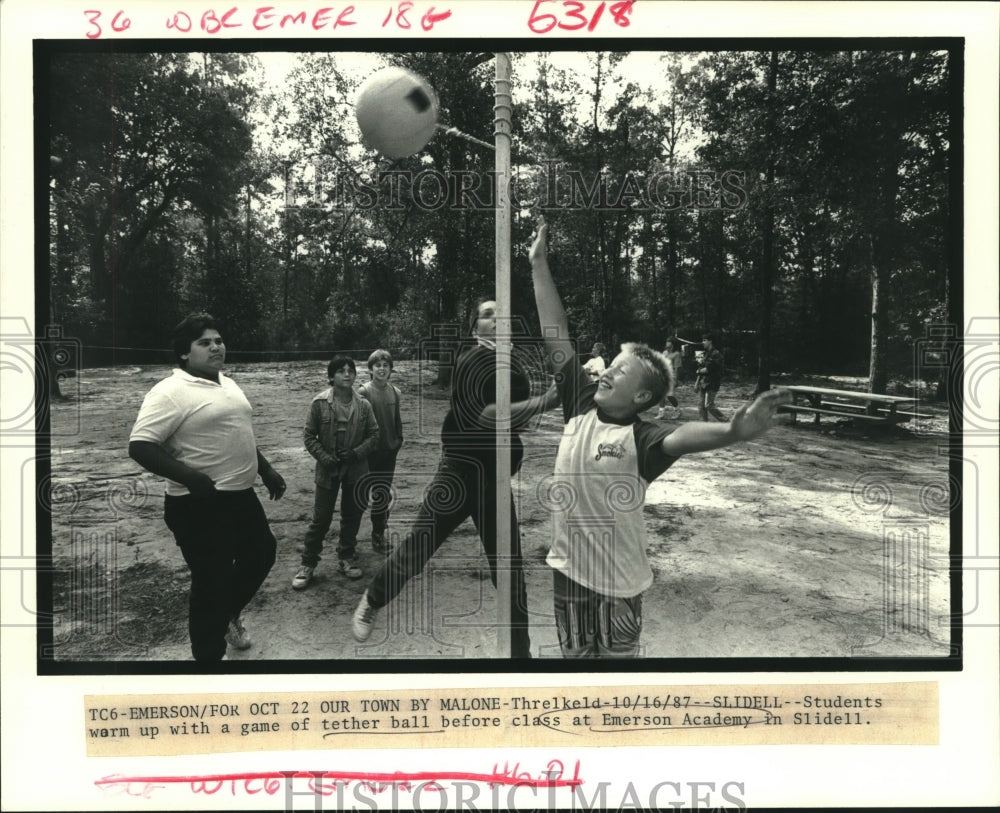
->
[868,239,889,400]
[665,213,678,334]
[755,51,778,396]
[867,53,912,400]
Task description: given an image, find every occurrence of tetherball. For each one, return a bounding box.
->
[355,67,439,158]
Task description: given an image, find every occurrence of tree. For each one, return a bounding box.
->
[48,52,255,353]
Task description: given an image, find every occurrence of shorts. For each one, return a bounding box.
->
[551,568,642,658]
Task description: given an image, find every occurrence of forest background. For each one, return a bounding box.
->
[44,47,954,394]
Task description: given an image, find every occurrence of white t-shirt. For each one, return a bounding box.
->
[129,368,258,496]
[545,361,677,598]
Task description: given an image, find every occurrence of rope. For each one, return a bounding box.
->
[436,123,495,151]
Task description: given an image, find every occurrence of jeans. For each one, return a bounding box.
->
[164,489,277,662]
[364,456,531,659]
[302,479,369,566]
[698,387,725,421]
[363,449,399,534]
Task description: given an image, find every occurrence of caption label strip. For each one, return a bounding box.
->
[85,681,937,756]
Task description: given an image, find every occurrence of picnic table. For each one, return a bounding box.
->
[780,385,918,426]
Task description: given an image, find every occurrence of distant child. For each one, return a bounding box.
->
[529,217,789,658]
[655,337,683,420]
[582,342,608,381]
[359,349,404,554]
[695,332,726,421]
[293,356,379,590]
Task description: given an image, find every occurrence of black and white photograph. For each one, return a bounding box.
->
[33,42,960,665]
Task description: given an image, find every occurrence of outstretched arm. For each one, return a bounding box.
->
[529,217,576,373]
[660,388,791,457]
[480,384,560,428]
[129,440,217,497]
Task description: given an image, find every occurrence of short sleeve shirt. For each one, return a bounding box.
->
[544,359,678,597]
[129,368,258,496]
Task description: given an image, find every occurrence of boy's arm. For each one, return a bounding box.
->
[352,402,380,459]
[128,440,217,496]
[480,384,560,429]
[303,401,337,467]
[529,217,576,373]
[393,387,403,448]
[256,448,286,500]
[661,388,790,457]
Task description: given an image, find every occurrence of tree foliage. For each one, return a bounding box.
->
[46,49,952,388]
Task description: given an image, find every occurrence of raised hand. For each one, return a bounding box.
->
[529,215,548,265]
[728,388,792,442]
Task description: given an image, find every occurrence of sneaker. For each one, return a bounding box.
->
[339,559,363,579]
[352,590,378,641]
[225,616,252,650]
[291,565,314,590]
[371,531,388,554]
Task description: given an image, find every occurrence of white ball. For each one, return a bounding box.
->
[355,67,439,159]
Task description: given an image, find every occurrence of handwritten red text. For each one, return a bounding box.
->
[527,0,635,34]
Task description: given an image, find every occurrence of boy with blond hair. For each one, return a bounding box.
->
[359,349,404,553]
[529,218,789,658]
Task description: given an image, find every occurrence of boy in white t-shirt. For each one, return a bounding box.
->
[128,313,286,661]
[582,342,607,381]
[529,218,790,657]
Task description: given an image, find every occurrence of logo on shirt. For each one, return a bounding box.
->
[595,441,626,462]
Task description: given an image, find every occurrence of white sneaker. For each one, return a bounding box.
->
[292,565,314,590]
[225,616,252,650]
[352,591,378,642]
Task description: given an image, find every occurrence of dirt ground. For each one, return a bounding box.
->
[47,360,952,662]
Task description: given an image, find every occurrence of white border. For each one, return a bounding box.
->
[2,1,997,809]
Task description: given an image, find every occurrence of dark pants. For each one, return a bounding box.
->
[552,569,642,658]
[698,387,725,421]
[302,479,368,566]
[164,489,277,662]
[363,449,399,534]
[364,456,531,659]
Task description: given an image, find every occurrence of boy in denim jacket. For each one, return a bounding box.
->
[293,356,379,589]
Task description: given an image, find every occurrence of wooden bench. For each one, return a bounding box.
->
[779,385,917,427]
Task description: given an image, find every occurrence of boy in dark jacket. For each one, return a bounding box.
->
[695,332,726,422]
[293,356,379,590]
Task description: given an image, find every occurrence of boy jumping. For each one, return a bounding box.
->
[529,218,790,658]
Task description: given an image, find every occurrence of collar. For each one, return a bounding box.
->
[475,337,497,351]
[173,367,223,386]
[594,407,639,427]
[326,387,358,406]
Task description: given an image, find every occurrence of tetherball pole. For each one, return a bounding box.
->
[494,52,513,660]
